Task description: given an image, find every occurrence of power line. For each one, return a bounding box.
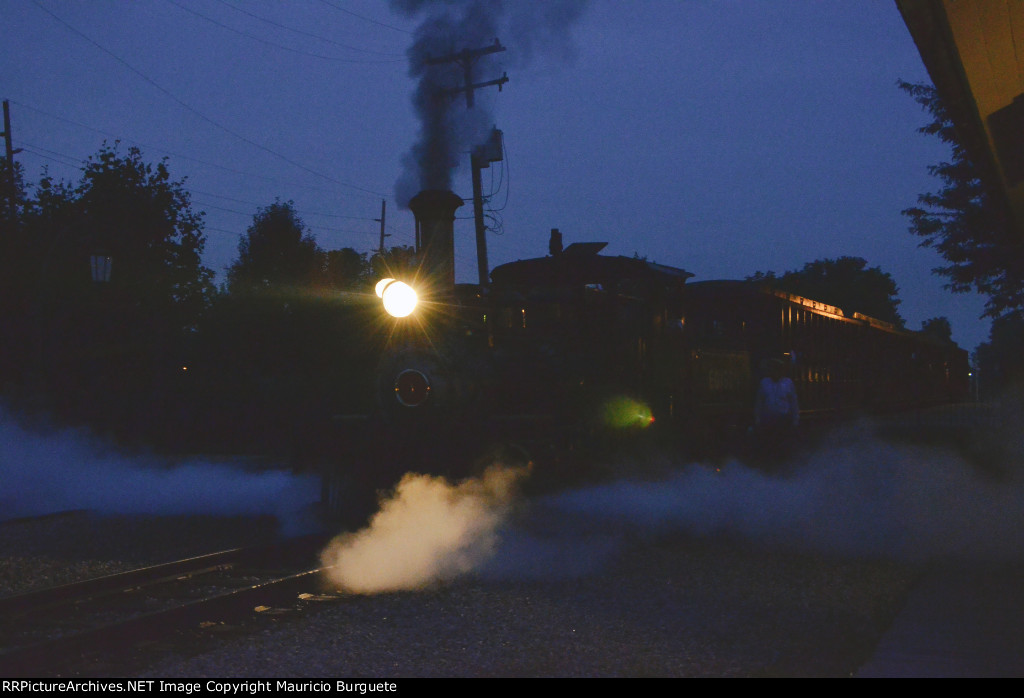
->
[19,141,384,246]
[186,188,378,221]
[209,0,404,57]
[317,0,413,35]
[488,138,512,213]
[166,0,404,63]
[19,128,382,224]
[20,142,83,169]
[190,199,378,238]
[18,134,449,262]
[11,100,389,203]
[31,0,389,199]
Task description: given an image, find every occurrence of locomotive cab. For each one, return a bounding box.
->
[488,244,695,438]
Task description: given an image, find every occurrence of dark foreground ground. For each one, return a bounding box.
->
[3,511,1024,676]
[150,538,1024,677]
[148,535,917,677]
[858,561,1024,677]
[1,513,909,677]
[5,400,1024,677]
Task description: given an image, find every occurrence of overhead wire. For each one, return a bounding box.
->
[16,4,504,262]
[486,155,504,199]
[10,100,388,208]
[209,0,404,57]
[30,0,389,199]
[19,142,84,170]
[166,0,404,63]
[191,200,378,240]
[16,118,383,229]
[481,138,510,243]
[189,189,378,221]
[490,138,511,213]
[17,137,382,249]
[18,117,498,270]
[317,0,413,35]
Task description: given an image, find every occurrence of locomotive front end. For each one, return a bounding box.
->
[366,190,499,445]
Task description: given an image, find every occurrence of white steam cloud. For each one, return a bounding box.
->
[0,407,319,526]
[321,463,528,593]
[320,416,1023,592]
[539,421,1024,562]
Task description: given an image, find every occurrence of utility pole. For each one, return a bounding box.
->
[2,100,22,229]
[425,39,509,109]
[425,41,509,285]
[471,128,503,286]
[375,199,388,253]
[470,155,487,285]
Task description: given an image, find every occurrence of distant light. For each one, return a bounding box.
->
[382,281,418,317]
[375,277,395,298]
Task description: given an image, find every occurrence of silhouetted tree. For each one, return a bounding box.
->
[899,80,1023,317]
[920,316,953,343]
[3,144,215,437]
[0,156,25,235]
[76,145,214,322]
[226,200,322,293]
[974,311,1024,396]
[370,245,419,281]
[213,206,389,454]
[319,247,371,290]
[749,256,904,326]
[0,156,31,390]
[9,147,214,330]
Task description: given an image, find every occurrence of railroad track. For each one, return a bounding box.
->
[0,534,338,677]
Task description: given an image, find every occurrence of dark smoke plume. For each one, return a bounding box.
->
[391,0,588,206]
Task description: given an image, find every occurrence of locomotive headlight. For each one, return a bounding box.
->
[375,277,396,298]
[380,280,418,318]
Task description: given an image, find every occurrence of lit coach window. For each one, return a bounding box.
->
[375,278,418,318]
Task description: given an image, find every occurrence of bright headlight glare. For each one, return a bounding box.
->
[382,281,418,317]
[375,278,395,299]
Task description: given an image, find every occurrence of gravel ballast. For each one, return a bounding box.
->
[0,511,918,677]
[0,511,280,598]
[147,539,914,677]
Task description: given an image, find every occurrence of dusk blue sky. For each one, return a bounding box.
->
[1,0,991,350]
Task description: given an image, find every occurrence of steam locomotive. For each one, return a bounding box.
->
[324,190,969,510]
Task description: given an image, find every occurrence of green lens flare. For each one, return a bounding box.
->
[603,397,654,429]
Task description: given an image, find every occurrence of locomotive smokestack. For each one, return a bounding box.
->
[410,189,464,291]
[549,228,563,256]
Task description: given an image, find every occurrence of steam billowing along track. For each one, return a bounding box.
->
[0,535,335,677]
